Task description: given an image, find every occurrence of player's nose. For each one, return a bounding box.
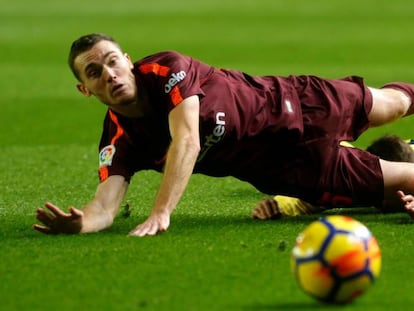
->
[102,65,117,82]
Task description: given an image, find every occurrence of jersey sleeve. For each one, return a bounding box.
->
[135,51,211,113]
[98,110,135,183]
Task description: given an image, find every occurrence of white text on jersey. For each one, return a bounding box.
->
[164,70,187,93]
[197,112,226,162]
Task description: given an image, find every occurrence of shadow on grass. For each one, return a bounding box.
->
[15,207,413,240]
[241,301,337,310]
[113,209,412,236]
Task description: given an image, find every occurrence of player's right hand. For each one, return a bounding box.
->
[397,190,414,220]
[252,198,283,220]
[33,202,83,234]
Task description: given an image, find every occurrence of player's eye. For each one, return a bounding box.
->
[108,56,118,66]
[87,68,101,79]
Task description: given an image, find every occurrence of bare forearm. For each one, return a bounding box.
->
[128,95,200,237]
[152,139,200,215]
[80,200,115,233]
[81,175,128,233]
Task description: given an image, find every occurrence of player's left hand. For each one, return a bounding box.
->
[129,211,170,237]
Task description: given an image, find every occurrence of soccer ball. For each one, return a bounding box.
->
[291,215,381,304]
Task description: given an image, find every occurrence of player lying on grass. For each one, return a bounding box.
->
[34,33,414,237]
[252,135,414,219]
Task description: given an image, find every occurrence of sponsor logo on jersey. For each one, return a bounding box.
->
[284,99,294,113]
[197,112,226,162]
[164,70,187,93]
[99,144,116,167]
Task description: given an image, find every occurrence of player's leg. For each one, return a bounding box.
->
[380,159,414,219]
[368,83,414,127]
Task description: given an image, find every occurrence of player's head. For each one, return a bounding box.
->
[68,33,136,108]
[366,134,414,163]
[68,33,120,81]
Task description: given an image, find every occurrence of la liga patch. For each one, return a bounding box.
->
[99,145,116,167]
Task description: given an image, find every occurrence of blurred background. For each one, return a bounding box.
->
[2,0,414,148]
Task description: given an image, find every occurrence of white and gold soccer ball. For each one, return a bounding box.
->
[291,215,381,304]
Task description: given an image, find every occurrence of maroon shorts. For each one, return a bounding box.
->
[290,75,373,141]
[275,138,384,208]
[255,137,385,208]
[255,76,384,207]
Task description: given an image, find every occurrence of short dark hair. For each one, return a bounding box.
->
[68,33,120,81]
[366,134,414,163]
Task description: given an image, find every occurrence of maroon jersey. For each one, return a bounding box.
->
[98,51,383,207]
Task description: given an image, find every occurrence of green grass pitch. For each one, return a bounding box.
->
[1,0,414,310]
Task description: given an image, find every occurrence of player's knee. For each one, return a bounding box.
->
[384,88,410,117]
[395,90,410,116]
[370,88,410,126]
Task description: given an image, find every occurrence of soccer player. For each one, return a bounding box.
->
[252,136,414,220]
[34,33,414,236]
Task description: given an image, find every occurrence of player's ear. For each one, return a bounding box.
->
[125,53,133,69]
[76,83,91,97]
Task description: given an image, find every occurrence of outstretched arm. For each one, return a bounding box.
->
[34,175,128,234]
[129,95,201,236]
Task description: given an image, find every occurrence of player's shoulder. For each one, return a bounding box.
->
[136,50,187,65]
[134,50,192,76]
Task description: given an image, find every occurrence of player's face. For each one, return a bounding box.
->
[74,40,137,108]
